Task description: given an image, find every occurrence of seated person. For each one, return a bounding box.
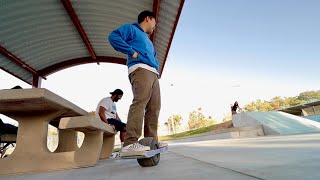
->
[95,89,126,148]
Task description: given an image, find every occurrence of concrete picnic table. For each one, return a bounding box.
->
[0,88,115,175]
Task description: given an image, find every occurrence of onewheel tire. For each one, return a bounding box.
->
[137,137,160,167]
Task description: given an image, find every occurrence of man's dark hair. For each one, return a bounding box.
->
[11,85,22,89]
[138,10,155,23]
[110,89,123,96]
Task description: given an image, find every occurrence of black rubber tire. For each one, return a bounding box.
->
[137,137,160,167]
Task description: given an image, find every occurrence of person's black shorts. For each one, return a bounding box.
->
[0,119,18,135]
[107,118,126,132]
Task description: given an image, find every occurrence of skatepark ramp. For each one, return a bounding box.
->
[232,111,320,135]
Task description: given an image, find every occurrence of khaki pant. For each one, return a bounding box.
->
[124,68,161,146]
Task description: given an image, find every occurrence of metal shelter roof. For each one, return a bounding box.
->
[0,0,185,87]
[279,100,320,116]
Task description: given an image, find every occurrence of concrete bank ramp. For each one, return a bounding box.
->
[232,111,320,135]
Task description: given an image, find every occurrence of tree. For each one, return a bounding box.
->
[166,114,183,132]
[244,89,320,112]
[245,99,273,112]
[164,122,169,128]
[164,122,170,134]
[285,97,304,107]
[297,90,320,102]
[48,125,58,135]
[269,96,289,110]
[188,108,215,130]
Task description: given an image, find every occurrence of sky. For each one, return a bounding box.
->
[1,0,320,134]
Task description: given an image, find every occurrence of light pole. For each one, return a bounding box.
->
[170,83,176,134]
[171,116,175,134]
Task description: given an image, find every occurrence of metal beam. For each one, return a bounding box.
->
[159,0,185,77]
[32,76,42,88]
[61,0,97,60]
[150,0,161,43]
[0,45,46,80]
[38,56,127,77]
[0,67,31,86]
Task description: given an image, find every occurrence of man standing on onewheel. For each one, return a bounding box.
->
[108,10,167,153]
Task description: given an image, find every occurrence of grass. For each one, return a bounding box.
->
[111,121,233,151]
[159,120,233,141]
[111,125,216,152]
[159,124,217,141]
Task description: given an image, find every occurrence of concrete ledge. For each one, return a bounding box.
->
[0,134,17,143]
[230,125,265,138]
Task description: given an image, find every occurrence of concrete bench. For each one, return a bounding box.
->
[0,134,17,143]
[0,88,115,175]
[0,134,17,158]
[59,115,116,160]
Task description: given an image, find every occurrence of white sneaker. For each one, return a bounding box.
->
[120,143,150,152]
[158,141,168,148]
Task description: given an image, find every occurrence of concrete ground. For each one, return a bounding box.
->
[168,132,320,180]
[1,133,320,180]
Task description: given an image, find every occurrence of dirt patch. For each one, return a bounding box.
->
[209,120,233,131]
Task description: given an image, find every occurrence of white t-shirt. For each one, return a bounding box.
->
[95,97,117,119]
[128,63,159,76]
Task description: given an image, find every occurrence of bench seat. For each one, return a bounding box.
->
[0,134,17,143]
[59,115,117,160]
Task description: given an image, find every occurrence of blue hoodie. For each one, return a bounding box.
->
[108,22,159,71]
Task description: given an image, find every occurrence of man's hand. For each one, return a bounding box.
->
[131,51,138,59]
